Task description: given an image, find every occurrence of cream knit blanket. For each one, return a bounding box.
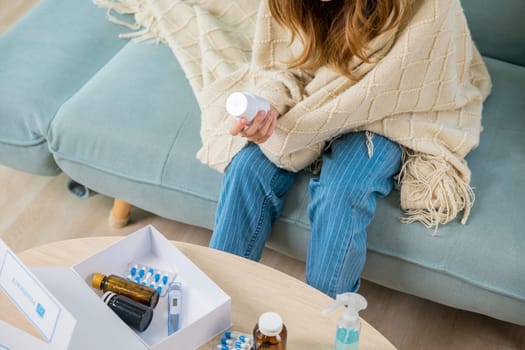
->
[95,0,491,228]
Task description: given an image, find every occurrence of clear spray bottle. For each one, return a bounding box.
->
[323,293,368,350]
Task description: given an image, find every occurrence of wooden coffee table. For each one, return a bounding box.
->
[0,237,396,349]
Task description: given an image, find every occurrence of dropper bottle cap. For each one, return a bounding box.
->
[92,272,105,288]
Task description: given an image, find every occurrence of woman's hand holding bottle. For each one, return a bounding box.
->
[230,108,279,144]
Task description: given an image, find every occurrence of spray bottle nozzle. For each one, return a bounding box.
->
[322,292,367,321]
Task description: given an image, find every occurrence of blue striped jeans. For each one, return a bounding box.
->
[209,132,402,297]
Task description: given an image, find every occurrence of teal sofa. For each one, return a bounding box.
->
[1,0,524,326]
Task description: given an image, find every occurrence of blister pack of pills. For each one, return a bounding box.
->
[125,262,176,297]
[215,330,253,350]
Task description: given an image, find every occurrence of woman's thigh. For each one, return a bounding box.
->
[210,143,297,260]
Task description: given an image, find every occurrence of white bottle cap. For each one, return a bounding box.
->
[258,312,283,336]
[226,92,249,117]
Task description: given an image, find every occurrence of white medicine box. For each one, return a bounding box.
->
[0,225,231,349]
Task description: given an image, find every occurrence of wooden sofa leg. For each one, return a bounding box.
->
[109,198,131,228]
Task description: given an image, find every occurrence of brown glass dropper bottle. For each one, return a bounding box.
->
[92,273,160,308]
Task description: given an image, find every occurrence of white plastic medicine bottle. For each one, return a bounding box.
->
[226,92,270,123]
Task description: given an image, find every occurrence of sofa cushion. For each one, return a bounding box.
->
[0,0,129,175]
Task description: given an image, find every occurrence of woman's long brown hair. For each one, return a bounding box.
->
[268,0,408,78]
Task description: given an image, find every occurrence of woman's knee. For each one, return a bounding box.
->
[317,133,401,200]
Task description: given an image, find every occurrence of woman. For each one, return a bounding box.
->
[209,0,410,297]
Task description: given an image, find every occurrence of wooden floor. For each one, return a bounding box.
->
[1,2,524,349]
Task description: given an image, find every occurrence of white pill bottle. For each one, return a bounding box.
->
[226,92,270,123]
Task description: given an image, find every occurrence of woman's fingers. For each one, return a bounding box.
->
[229,109,279,144]
[253,111,277,143]
[250,110,277,144]
[230,117,249,135]
[242,111,267,137]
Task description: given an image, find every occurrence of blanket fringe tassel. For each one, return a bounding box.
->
[396,148,475,232]
[94,0,163,43]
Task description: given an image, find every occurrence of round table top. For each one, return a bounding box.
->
[2,236,396,350]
